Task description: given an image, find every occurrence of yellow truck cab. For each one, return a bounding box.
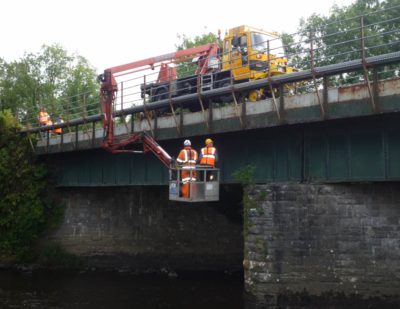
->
[221,25,293,101]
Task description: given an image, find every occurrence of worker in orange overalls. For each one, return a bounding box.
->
[38,107,52,138]
[176,139,198,198]
[199,138,218,181]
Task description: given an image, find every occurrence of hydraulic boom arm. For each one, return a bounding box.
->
[102,131,173,169]
[99,43,219,149]
[99,43,219,169]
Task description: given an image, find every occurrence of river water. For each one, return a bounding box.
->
[2,269,399,309]
[0,269,244,309]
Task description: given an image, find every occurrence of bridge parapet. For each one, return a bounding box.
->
[36,78,400,155]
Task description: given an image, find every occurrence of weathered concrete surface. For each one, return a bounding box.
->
[36,78,400,154]
[244,183,400,307]
[52,185,243,272]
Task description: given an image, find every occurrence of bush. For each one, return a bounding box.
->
[232,165,256,187]
[0,110,49,261]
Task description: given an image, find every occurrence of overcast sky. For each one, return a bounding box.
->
[2,0,354,73]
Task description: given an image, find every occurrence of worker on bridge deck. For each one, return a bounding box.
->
[38,107,52,138]
[38,107,50,126]
[176,139,198,198]
[53,116,64,135]
[199,138,218,180]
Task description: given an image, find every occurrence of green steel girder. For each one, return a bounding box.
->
[49,113,400,186]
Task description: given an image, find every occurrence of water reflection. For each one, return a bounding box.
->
[0,270,244,309]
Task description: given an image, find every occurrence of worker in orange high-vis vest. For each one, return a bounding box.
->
[199,138,218,180]
[38,107,51,138]
[53,116,64,135]
[176,139,198,198]
[38,107,50,127]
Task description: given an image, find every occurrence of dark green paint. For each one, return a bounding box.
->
[52,114,400,186]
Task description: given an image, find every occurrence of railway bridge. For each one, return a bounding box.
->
[19,10,400,306]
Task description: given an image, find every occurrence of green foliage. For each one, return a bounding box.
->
[61,55,99,119]
[39,242,83,268]
[175,31,220,78]
[282,0,400,87]
[232,165,256,187]
[0,111,49,260]
[0,44,98,126]
[258,189,268,201]
[232,165,256,238]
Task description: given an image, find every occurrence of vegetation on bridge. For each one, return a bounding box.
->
[0,111,57,261]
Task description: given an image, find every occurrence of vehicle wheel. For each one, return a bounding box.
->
[155,88,168,101]
[218,80,233,103]
[154,88,170,116]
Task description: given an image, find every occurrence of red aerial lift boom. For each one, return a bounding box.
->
[101,131,173,168]
[98,43,220,202]
[99,43,219,156]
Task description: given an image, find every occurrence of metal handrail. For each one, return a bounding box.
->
[16,4,400,133]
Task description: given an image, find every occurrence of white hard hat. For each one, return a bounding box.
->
[184,139,191,146]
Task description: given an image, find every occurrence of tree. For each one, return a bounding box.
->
[0,44,98,126]
[0,110,48,260]
[61,56,99,119]
[282,0,399,88]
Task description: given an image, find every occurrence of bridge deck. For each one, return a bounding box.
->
[36,78,400,154]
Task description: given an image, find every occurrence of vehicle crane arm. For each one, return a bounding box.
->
[99,43,219,167]
[101,131,173,169]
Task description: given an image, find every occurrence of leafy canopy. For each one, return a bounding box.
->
[0,44,99,126]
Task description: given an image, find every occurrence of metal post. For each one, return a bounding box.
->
[179,103,184,137]
[120,81,129,134]
[310,31,325,119]
[142,75,154,136]
[196,74,209,129]
[92,121,96,147]
[75,125,79,150]
[208,100,214,133]
[373,68,380,106]
[121,81,124,112]
[229,71,244,128]
[83,93,91,141]
[279,83,285,124]
[154,112,158,139]
[229,47,244,128]
[168,76,181,135]
[267,40,281,122]
[322,76,329,118]
[242,97,247,128]
[360,16,377,112]
[66,98,76,149]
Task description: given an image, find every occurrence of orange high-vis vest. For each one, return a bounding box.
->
[39,111,50,125]
[200,146,216,167]
[53,118,64,134]
[176,148,198,169]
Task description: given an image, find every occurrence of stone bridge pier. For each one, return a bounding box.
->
[52,185,244,272]
[244,183,400,307]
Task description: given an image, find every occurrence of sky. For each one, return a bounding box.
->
[1,0,354,73]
